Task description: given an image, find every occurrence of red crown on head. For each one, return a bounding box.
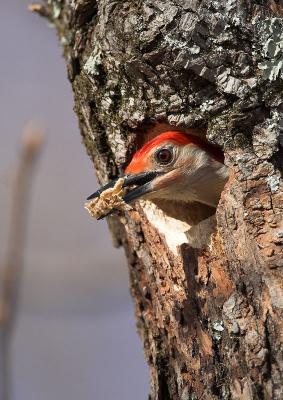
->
[125,131,223,174]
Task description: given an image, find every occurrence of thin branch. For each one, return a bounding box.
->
[0,127,44,400]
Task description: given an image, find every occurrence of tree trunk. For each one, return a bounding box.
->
[41,1,283,398]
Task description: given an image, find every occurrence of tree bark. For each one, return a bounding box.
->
[41,1,283,398]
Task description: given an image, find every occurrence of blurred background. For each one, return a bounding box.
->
[0,1,148,399]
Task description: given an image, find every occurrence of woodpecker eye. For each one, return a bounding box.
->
[155,148,173,165]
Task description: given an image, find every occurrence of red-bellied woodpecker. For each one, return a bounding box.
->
[87,131,228,219]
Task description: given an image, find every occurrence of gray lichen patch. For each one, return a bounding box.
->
[211,320,224,341]
[83,43,102,76]
[217,69,247,98]
[266,174,280,193]
[257,18,283,81]
[252,120,279,160]
[47,0,61,18]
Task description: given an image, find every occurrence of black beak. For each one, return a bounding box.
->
[87,171,162,201]
[86,171,163,219]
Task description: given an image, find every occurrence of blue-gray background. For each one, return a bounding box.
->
[0,2,148,399]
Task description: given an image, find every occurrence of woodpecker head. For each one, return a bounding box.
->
[87,131,228,218]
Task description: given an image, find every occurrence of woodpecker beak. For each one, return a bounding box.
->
[87,170,164,206]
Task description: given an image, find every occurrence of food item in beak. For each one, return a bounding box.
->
[84,178,130,219]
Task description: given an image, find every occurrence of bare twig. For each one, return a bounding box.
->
[0,127,44,400]
[28,3,51,18]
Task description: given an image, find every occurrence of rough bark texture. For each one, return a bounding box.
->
[42,1,283,399]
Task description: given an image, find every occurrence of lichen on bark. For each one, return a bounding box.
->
[40,1,283,398]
